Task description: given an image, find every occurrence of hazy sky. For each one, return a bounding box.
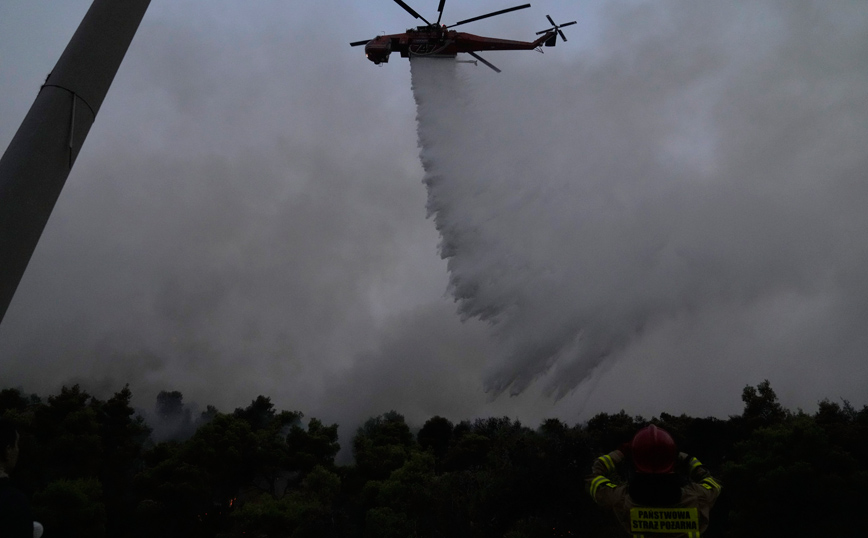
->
[1,0,867,437]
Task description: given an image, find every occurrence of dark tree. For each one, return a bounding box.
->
[286,418,340,476]
[95,385,151,537]
[352,411,416,481]
[233,395,278,432]
[154,390,193,442]
[740,379,787,428]
[417,415,453,472]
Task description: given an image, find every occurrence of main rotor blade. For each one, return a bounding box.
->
[448,3,531,28]
[350,39,370,47]
[559,21,577,28]
[436,0,446,25]
[558,29,566,42]
[546,14,556,27]
[467,51,501,73]
[394,0,431,25]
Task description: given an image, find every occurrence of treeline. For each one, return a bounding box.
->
[1,381,867,537]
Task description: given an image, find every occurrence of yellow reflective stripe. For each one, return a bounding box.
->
[689,457,702,470]
[591,476,608,488]
[702,477,721,490]
[599,454,615,472]
[590,475,610,499]
[590,475,608,497]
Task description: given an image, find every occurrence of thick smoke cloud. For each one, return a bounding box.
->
[412,2,868,402]
[0,1,437,415]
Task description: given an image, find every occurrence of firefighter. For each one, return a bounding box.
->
[586,425,722,537]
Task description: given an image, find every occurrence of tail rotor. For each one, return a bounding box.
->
[536,15,576,46]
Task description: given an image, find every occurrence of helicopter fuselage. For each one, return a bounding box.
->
[364,26,550,64]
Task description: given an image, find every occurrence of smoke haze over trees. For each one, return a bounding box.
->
[2,380,867,537]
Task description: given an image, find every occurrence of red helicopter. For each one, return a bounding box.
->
[350,0,575,73]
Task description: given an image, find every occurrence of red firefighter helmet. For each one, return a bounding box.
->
[631,425,677,473]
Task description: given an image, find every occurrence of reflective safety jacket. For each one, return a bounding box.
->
[586,450,722,538]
